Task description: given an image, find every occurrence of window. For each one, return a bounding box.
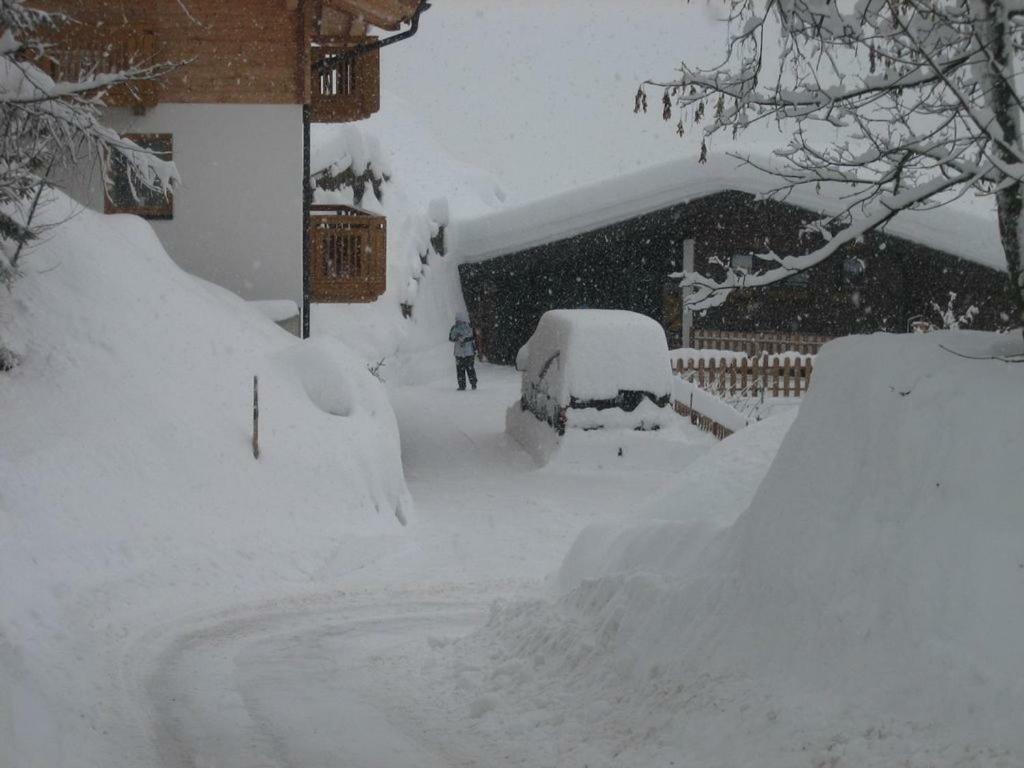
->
[104,133,173,219]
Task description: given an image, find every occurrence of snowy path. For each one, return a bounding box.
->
[140,365,707,767]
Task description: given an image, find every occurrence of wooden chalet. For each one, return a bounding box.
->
[37,0,426,333]
[457,189,1014,365]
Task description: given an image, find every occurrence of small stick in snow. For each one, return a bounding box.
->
[252,375,260,460]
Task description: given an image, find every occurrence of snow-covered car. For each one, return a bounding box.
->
[511,309,673,435]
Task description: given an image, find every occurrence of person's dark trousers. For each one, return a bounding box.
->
[456,355,478,390]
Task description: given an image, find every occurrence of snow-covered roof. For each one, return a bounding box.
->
[450,154,1005,273]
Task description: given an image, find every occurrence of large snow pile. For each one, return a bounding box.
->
[442,331,1024,767]
[0,193,410,766]
[556,408,796,593]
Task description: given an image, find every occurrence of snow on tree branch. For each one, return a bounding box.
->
[642,0,1024,330]
[0,0,180,281]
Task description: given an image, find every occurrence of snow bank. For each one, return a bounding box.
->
[557,409,796,592]
[0,192,411,766]
[446,330,1024,767]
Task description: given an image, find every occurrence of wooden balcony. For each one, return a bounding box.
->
[310,205,386,303]
[38,26,159,112]
[309,37,380,123]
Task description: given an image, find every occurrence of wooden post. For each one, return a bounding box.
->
[772,357,780,397]
[252,375,260,460]
[681,238,695,348]
[783,357,791,396]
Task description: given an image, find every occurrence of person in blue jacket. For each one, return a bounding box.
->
[448,311,478,390]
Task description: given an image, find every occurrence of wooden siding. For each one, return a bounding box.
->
[37,0,305,104]
[309,204,387,302]
[309,37,380,122]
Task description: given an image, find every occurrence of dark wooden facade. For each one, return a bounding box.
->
[460,191,1013,365]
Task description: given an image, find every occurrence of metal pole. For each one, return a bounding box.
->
[681,238,695,348]
[302,103,312,339]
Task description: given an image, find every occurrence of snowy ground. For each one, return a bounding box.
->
[121,363,714,768]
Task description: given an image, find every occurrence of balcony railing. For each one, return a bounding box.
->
[39,26,159,111]
[309,37,380,123]
[310,204,386,303]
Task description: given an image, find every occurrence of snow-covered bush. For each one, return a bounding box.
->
[932,291,980,330]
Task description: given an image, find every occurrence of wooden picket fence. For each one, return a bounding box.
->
[673,397,735,440]
[672,356,814,398]
[690,329,831,356]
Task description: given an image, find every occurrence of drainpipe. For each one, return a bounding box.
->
[302,103,312,339]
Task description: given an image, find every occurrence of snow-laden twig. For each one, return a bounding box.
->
[643,0,1024,329]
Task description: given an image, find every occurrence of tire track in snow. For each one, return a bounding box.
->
[137,590,488,768]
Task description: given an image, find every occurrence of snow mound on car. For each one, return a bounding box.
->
[522,309,673,404]
[460,330,1024,767]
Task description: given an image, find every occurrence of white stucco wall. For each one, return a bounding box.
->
[71,104,303,303]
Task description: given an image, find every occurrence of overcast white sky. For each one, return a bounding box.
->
[381,0,731,204]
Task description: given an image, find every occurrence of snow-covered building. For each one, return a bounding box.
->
[42,0,425,320]
[453,157,1012,363]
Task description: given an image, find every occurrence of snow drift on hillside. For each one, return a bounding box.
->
[0,192,410,767]
[435,331,1024,768]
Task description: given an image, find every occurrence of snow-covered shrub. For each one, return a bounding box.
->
[931,291,980,330]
